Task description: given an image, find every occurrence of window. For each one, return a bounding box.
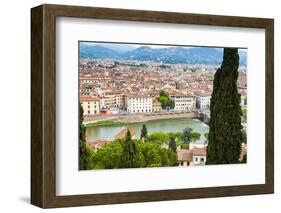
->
[88,110,90,114]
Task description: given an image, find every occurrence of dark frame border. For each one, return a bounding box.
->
[31,4,274,208]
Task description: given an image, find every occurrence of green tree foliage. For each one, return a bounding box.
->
[140,124,148,140]
[88,135,178,169]
[145,132,170,145]
[137,142,161,167]
[137,142,177,167]
[159,148,170,167]
[241,129,247,144]
[167,132,183,145]
[79,103,94,170]
[192,132,201,141]
[84,125,188,170]
[167,149,178,166]
[204,133,209,141]
[160,148,178,166]
[91,142,123,169]
[79,103,86,142]
[120,130,139,168]
[182,127,193,144]
[158,90,175,110]
[180,143,189,149]
[241,108,247,123]
[206,48,243,164]
[169,137,177,153]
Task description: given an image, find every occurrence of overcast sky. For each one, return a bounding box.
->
[80,41,247,51]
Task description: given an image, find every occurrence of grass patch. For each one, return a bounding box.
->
[85,120,127,127]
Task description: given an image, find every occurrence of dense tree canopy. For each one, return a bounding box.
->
[181,128,201,144]
[120,130,139,168]
[158,90,175,110]
[206,48,243,164]
[182,127,193,144]
[91,142,123,169]
[81,123,202,170]
[89,140,177,169]
[204,133,209,141]
[169,137,177,153]
[192,132,201,141]
[145,131,170,145]
[140,124,148,140]
[79,103,94,170]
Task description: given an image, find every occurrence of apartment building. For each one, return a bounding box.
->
[80,96,100,115]
[195,92,211,110]
[170,93,196,111]
[152,99,162,112]
[125,95,153,113]
[100,91,124,109]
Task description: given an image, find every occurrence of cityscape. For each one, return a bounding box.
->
[79,42,247,170]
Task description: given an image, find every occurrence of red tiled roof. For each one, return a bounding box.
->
[177,149,193,162]
[193,147,207,156]
[80,96,100,102]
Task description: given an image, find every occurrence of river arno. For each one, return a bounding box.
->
[86,117,209,142]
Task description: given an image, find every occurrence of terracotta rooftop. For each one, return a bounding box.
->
[80,96,100,102]
[125,94,152,99]
[193,147,207,156]
[194,91,212,97]
[177,149,193,162]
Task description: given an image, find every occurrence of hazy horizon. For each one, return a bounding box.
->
[79,41,247,51]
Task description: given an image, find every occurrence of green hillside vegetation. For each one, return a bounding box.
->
[88,138,178,169]
[85,120,127,127]
[158,91,175,110]
[85,127,202,170]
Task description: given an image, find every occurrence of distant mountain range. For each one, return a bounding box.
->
[79,43,247,66]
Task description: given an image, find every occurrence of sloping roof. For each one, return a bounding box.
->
[86,140,109,149]
[194,91,212,97]
[115,128,137,140]
[177,149,193,162]
[80,96,100,102]
[193,147,207,156]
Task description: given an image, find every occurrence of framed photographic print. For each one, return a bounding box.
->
[31,4,274,208]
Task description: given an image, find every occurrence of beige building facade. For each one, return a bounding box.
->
[170,94,196,111]
[125,95,153,113]
[80,96,100,115]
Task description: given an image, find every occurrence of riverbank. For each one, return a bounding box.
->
[83,111,197,126]
[86,116,209,142]
[85,120,128,127]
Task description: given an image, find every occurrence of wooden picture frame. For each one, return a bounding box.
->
[31,4,274,208]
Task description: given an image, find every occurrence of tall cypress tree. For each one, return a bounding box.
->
[140,124,148,140]
[206,48,242,164]
[182,127,193,144]
[79,103,91,170]
[120,130,139,168]
[169,137,177,153]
